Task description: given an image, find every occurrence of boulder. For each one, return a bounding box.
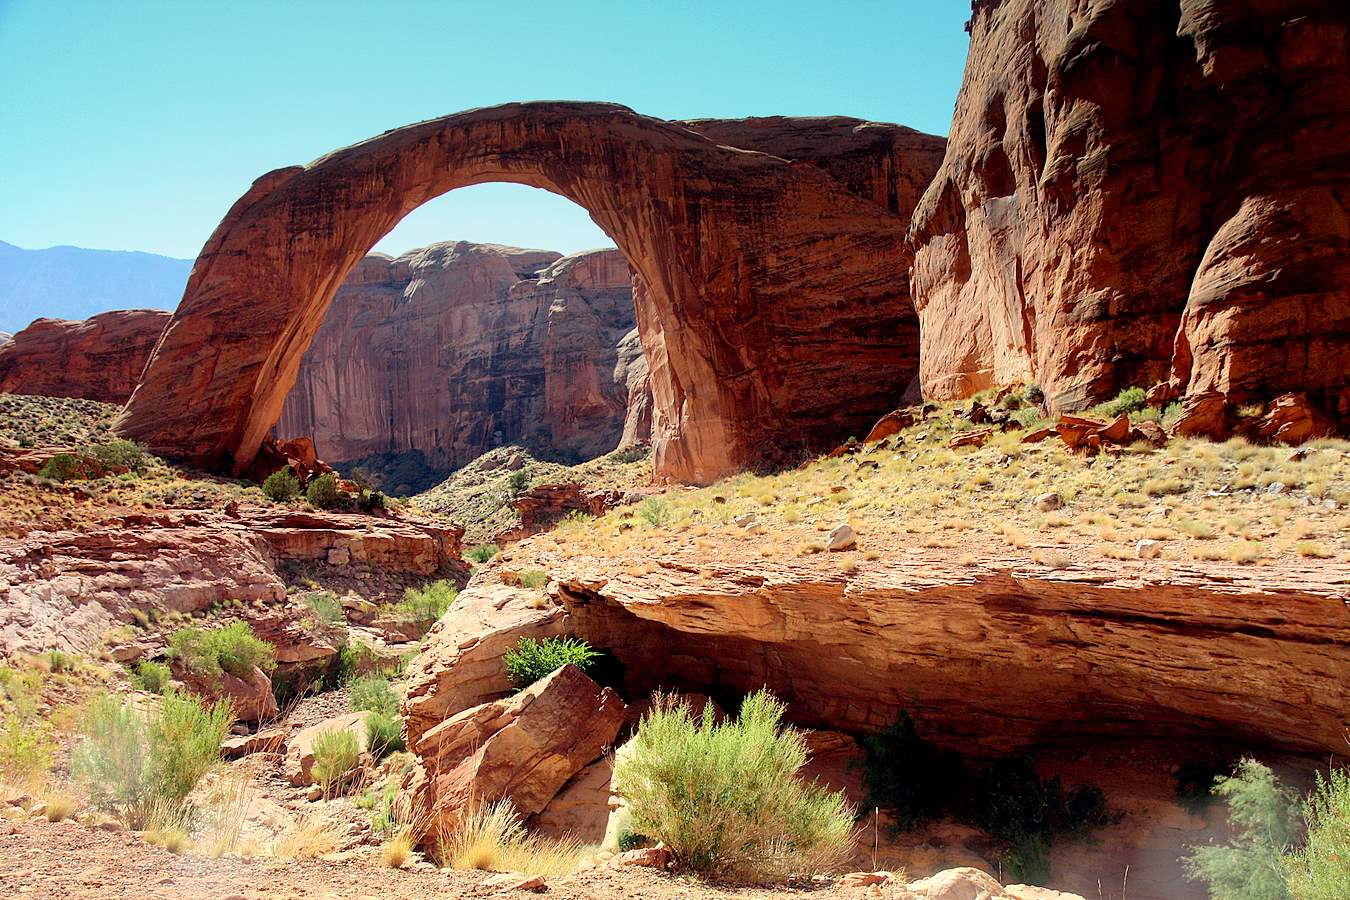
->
[285,711,372,786]
[827,524,857,551]
[1256,393,1337,445]
[531,759,613,843]
[948,428,992,450]
[177,664,277,724]
[864,408,917,443]
[406,664,625,847]
[222,725,287,759]
[1171,392,1233,441]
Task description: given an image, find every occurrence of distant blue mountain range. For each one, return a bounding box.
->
[0,240,191,334]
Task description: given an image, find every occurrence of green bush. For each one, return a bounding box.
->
[90,439,146,471]
[1025,382,1045,405]
[516,570,547,590]
[467,544,498,564]
[395,580,458,627]
[311,728,360,798]
[614,690,854,881]
[39,452,83,482]
[859,712,964,830]
[1285,767,1350,899]
[639,498,672,528]
[305,472,344,510]
[1092,386,1148,420]
[304,591,344,626]
[71,690,232,829]
[365,711,405,760]
[349,674,399,717]
[1183,759,1298,900]
[45,650,74,673]
[262,468,300,502]
[506,470,530,494]
[503,637,599,689]
[168,621,276,680]
[0,710,56,783]
[966,755,1113,884]
[131,660,171,694]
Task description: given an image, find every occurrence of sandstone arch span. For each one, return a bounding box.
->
[116,102,945,483]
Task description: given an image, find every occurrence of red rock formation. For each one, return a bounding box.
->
[908,0,1350,429]
[274,243,645,477]
[116,102,945,484]
[0,309,169,403]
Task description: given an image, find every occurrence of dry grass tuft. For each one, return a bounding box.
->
[273,818,342,859]
[437,800,588,876]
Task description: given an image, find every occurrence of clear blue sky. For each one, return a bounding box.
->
[0,0,970,260]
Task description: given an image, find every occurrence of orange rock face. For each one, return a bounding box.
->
[0,309,169,403]
[115,102,945,484]
[273,243,647,484]
[908,0,1350,428]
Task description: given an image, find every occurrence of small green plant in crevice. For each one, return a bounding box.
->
[394,580,458,628]
[168,621,276,681]
[503,636,600,689]
[305,472,345,510]
[466,544,498,564]
[1284,767,1350,900]
[311,728,361,799]
[858,711,964,831]
[1183,758,1298,900]
[1091,385,1148,420]
[614,689,854,882]
[262,468,300,502]
[639,497,672,528]
[303,591,344,626]
[71,689,232,830]
[348,674,399,718]
[130,660,171,694]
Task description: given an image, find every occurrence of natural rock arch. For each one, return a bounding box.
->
[115,102,945,483]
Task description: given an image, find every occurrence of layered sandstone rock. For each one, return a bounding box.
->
[117,102,945,484]
[0,507,464,658]
[403,663,626,846]
[909,0,1350,428]
[274,244,647,480]
[0,309,169,403]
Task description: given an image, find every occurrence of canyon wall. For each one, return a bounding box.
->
[273,243,647,484]
[909,0,1350,425]
[0,309,170,403]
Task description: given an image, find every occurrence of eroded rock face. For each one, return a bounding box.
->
[0,309,170,403]
[274,244,647,480]
[909,0,1350,427]
[403,663,625,847]
[116,102,945,484]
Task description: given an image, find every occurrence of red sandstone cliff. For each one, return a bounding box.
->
[909,0,1350,427]
[0,309,170,403]
[273,243,649,482]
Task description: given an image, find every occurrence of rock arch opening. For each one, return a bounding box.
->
[115,102,947,484]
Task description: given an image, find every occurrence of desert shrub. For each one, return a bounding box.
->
[466,544,498,564]
[1093,386,1148,419]
[349,674,399,717]
[304,591,344,625]
[395,580,458,627]
[1025,382,1045,405]
[311,728,361,798]
[0,711,56,783]
[45,650,74,673]
[131,660,172,694]
[365,712,405,760]
[437,799,587,875]
[356,488,388,512]
[71,690,231,829]
[262,468,300,502]
[610,444,650,464]
[615,690,854,881]
[617,829,649,851]
[516,569,548,590]
[503,637,600,689]
[168,621,275,680]
[90,439,146,471]
[507,470,530,494]
[859,712,964,830]
[1160,401,1184,430]
[39,452,83,482]
[1183,759,1298,900]
[639,498,672,528]
[305,472,344,510]
[1284,767,1350,899]
[966,755,1114,885]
